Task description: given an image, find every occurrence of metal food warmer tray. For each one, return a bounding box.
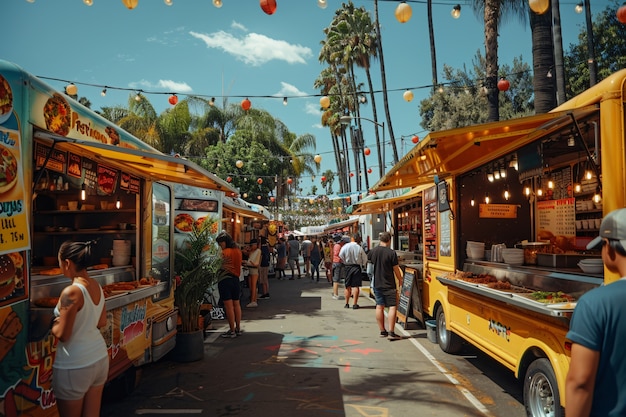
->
[437,262,603,321]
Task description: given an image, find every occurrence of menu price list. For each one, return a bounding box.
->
[537,198,576,237]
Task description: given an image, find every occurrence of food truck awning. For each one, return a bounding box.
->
[323,216,359,233]
[351,184,431,215]
[370,106,599,192]
[34,131,238,194]
[222,197,269,219]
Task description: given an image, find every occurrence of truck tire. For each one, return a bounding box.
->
[523,358,564,417]
[436,306,463,353]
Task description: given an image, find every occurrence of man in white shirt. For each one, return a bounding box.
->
[339,234,368,309]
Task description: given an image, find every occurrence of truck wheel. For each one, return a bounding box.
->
[523,358,564,417]
[436,306,463,353]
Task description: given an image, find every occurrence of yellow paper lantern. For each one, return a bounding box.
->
[528,0,549,14]
[319,96,330,109]
[395,2,412,23]
[65,84,78,96]
[236,160,244,168]
[314,154,322,164]
[403,90,414,102]
[121,0,139,9]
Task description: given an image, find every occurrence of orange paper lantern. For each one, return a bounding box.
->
[618,3,626,24]
[321,176,326,182]
[257,178,263,184]
[364,148,371,156]
[241,98,251,111]
[497,78,510,92]
[412,135,419,144]
[367,168,372,174]
[350,172,354,177]
[168,94,178,105]
[260,0,277,15]
[287,178,293,184]
[226,176,232,183]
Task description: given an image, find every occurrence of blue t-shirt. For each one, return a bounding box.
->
[566,279,626,417]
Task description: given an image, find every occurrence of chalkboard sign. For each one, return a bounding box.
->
[396,267,416,328]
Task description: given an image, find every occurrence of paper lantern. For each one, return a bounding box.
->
[226,176,232,183]
[528,0,549,14]
[260,0,276,15]
[314,154,322,164]
[618,3,626,23]
[350,172,354,177]
[321,176,326,182]
[412,135,419,144]
[121,0,139,9]
[403,90,414,102]
[364,148,371,156]
[236,160,244,168]
[395,2,412,23]
[319,96,330,109]
[241,98,251,111]
[270,196,275,202]
[367,168,372,174]
[497,78,510,92]
[257,178,263,184]
[168,94,178,105]
[287,177,293,184]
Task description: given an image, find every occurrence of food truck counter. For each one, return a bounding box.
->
[438,261,602,324]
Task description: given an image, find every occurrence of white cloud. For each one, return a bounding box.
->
[230,21,247,32]
[273,82,307,97]
[305,102,322,116]
[189,30,312,66]
[129,79,193,93]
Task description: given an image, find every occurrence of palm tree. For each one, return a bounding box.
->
[530,8,557,113]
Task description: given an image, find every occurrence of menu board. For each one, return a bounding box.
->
[423,186,438,260]
[537,198,576,237]
[397,268,416,328]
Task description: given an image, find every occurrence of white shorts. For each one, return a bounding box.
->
[53,356,109,400]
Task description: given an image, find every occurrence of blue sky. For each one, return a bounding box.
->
[3,0,608,195]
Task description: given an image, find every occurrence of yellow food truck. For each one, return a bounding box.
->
[368,69,626,417]
[0,60,236,417]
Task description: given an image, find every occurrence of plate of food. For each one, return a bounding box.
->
[0,144,18,195]
[0,75,13,125]
[174,213,194,233]
[43,93,71,136]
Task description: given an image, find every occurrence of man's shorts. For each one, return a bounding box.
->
[218,275,241,301]
[332,263,343,282]
[343,264,363,288]
[53,355,109,400]
[373,287,398,307]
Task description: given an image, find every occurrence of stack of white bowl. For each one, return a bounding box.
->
[501,248,524,265]
[578,258,603,274]
[466,241,485,260]
[112,240,131,266]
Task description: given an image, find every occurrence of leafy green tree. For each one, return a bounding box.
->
[564,0,626,97]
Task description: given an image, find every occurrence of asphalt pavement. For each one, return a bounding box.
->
[101,270,514,417]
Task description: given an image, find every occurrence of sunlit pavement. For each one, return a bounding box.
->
[101,272,524,417]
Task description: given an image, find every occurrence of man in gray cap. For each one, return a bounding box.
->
[566,208,626,417]
[339,234,368,309]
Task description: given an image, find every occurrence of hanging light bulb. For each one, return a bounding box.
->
[575,2,583,13]
[80,183,86,201]
[487,171,494,182]
[548,179,554,189]
[134,92,142,101]
[101,87,107,97]
[283,97,288,106]
[209,97,216,106]
[593,187,602,203]
[537,188,544,197]
[574,183,582,193]
[317,0,327,9]
[494,170,501,180]
[84,0,93,5]
[470,196,475,207]
[116,197,121,209]
[504,188,510,201]
[451,4,461,18]
[164,0,173,5]
[500,166,507,178]
[586,170,593,180]
[525,186,531,197]
[212,0,223,7]
[485,193,490,204]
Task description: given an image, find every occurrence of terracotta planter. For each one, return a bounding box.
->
[172,330,204,362]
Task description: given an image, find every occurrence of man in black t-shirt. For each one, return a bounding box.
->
[367,231,402,340]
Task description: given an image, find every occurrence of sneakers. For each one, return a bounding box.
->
[246,301,258,308]
[352,304,360,310]
[332,294,339,300]
[380,330,389,337]
[344,303,350,309]
[259,293,270,299]
[388,332,401,340]
[221,330,237,338]
[236,329,244,336]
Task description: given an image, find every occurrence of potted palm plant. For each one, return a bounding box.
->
[173,219,225,361]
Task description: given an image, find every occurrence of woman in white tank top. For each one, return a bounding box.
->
[51,240,109,417]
